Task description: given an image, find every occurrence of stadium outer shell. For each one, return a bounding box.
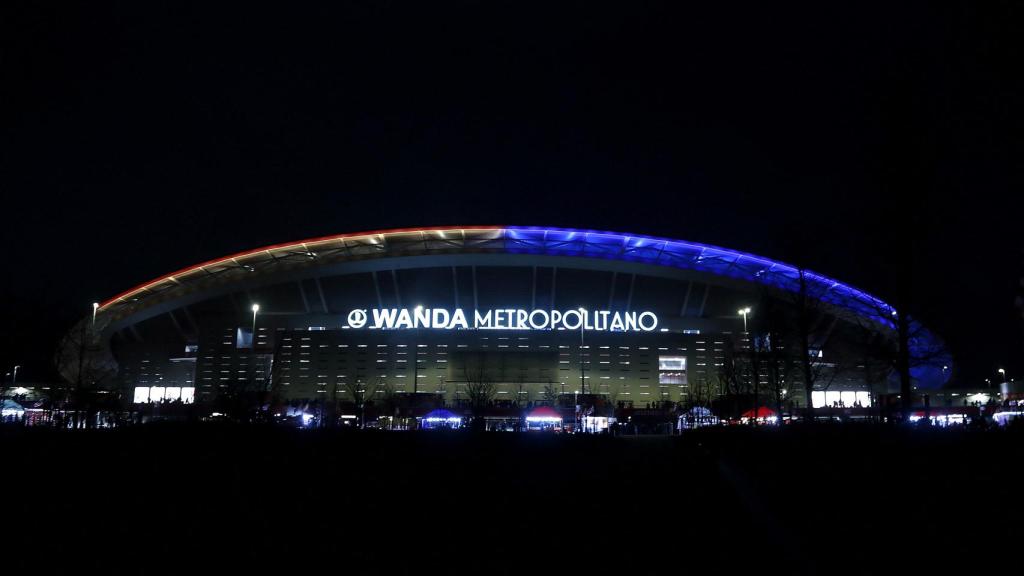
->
[92,225,949,388]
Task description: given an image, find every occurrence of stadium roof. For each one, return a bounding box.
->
[91,225,949,387]
[98,225,895,323]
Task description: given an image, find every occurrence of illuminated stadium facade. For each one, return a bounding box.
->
[86,226,950,417]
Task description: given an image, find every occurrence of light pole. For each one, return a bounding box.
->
[249,304,261,419]
[737,307,753,424]
[998,368,1007,383]
[251,304,260,343]
[737,307,752,333]
[413,341,419,395]
[414,305,423,395]
[578,307,586,395]
[574,389,579,433]
[92,302,99,325]
[11,365,18,388]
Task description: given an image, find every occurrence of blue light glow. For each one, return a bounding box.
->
[421,409,462,429]
[505,226,949,387]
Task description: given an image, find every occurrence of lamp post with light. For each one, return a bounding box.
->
[251,304,260,339]
[738,307,751,333]
[414,305,423,395]
[248,304,260,419]
[578,307,587,395]
[574,389,579,434]
[736,307,754,424]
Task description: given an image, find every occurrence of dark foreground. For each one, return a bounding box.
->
[2,424,1022,574]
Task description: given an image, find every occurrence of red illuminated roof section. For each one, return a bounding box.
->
[99,226,503,310]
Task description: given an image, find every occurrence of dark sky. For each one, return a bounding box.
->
[2,1,1022,384]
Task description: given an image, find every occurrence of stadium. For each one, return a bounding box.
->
[78,226,950,427]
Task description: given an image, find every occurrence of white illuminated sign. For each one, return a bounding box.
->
[345,308,658,332]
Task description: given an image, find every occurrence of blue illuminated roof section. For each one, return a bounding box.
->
[504,226,896,327]
[501,227,948,387]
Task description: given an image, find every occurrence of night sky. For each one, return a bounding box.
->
[2,1,1021,384]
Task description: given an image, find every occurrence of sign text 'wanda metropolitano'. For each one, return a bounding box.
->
[345,308,658,332]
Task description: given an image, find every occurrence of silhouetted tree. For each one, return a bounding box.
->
[378,380,400,429]
[542,380,560,405]
[715,340,747,420]
[263,336,288,421]
[510,376,529,406]
[854,299,949,422]
[685,375,718,428]
[461,361,495,431]
[344,377,381,428]
[54,318,117,427]
[789,269,837,421]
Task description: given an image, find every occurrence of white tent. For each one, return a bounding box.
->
[1,399,25,419]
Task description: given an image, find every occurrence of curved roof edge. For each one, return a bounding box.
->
[99,225,501,309]
[94,225,949,386]
[99,225,892,318]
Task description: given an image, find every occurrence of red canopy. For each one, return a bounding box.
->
[741,407,776,419]
[526,406,562,420]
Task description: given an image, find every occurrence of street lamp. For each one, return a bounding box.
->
[248,304,262,416]
[737,307,752,333]
[574,389,579,434]
[92,302,99,325]
[578,307,586,395]
[998,368,1007,382]
[414,305,424,394]
[251,304,260,346]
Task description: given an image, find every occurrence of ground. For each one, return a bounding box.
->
[2,423,1021,574]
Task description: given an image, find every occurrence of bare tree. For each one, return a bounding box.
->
[749,293,795,421]
[461,359,495,430]
[378,380,400,430]
[744,337,766,425]
[851,298,949,422]
[507,376,530,407]
[542,380,560,406]
[851,326,895,421]
[605,383,621,409]
[343,377,381,428]
[686,377,713,412]
[757,272,863,421]
[262,337,289,421]
[684,376,718,428]
[715,340,748,421]
[787,269,841,421]
[871,75,953,422]
[224,353,272,422]
[54,319,118,427]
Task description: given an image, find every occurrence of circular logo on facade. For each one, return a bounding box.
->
[347,309,367,328]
